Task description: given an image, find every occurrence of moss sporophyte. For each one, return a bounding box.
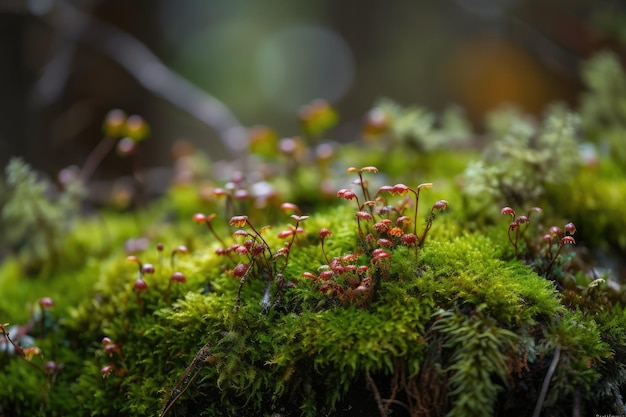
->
[3,80,626,417]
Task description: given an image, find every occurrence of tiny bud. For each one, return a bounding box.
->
[401,234,418,245]
[355,211,373,220]
[319,270,334,281]
[564,223,576,235]
[39,297,54,309]
[104,343,120,355]
[134,278,148,292]
[173,245,189,254]
[232,263,250,278]
[116,137,137,156]
[390,184,410,195]
[126,255,140,264]
[318,228,332,239]
[301,272,317,280]
[515,216,529,224]
[280,202,301,214]
[103,109,127,137]
[549,226,563,237]
[170,272,187,283]
[277,230,294,239]
[45,361,58,374]
[338,189,357,201]
[192,213,207,224]
[501,207,515,217]
[233,189,249,200]
[433,200,448,210]
[101,365,115,377]
[156,242,164,252]
[229,215,249,228]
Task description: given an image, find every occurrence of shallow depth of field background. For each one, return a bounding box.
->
[1,0,624,177]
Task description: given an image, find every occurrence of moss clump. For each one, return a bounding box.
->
[2,56,626,416]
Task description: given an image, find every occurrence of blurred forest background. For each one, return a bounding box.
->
[1,0,625,180]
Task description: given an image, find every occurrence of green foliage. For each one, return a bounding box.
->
[580,51,626,170]
[1,157,84,275]
[462,104,581,212]
[432,308,519,417]
[2,53,626,416]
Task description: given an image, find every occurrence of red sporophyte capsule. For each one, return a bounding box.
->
[388,227,403,237]
[170,272,187,283]
[501,207,515,217]
[337,188,349,197]
[301,272,317,280]
[173,245,189,254]
[354,285,368,293]
[101,337,114,346]
[141,263,155,274]
[401,234,418,245]
[290,215,310,222]
[542,234,553,242]
[277,230,294,239]
[319,270,334,281]
[372,251,391,263]
[564,222,576,235]
[371,248,387,257]
[126,255,140,264]
[360,276,372,285]
[515,215,529,224]
[390,183,410,195]
[212,188,226,198]
[232,229,250,238]
[396,216,412,226]
[561,236,576,245]
[433,200,448,210]
[357,265,370,275]
[101,365,115,376]
[377,238,393,246]
[232,263,250,278]
[549,226,563,237]
[318,228,332,239]
[342,253,357,262]
[192,213,207,223]
[355,211,373,220]
[104,343,120,355]
[233,189,249,200]
[338,189,357,200]
[235,245,249,255]
[134,278,148,291]
[45,361,58,374]
[229,215,248,228]
[509,222,520,230]
[529,207,543,214]
[39,297,54,308]
[156,242,164,252]
[280,202,301,214]
[377,185,393,194]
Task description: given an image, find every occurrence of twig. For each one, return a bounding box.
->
[365,371,387,417]
[532,345,561,417]
[36,0,247,157]
[160,342,213,417]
